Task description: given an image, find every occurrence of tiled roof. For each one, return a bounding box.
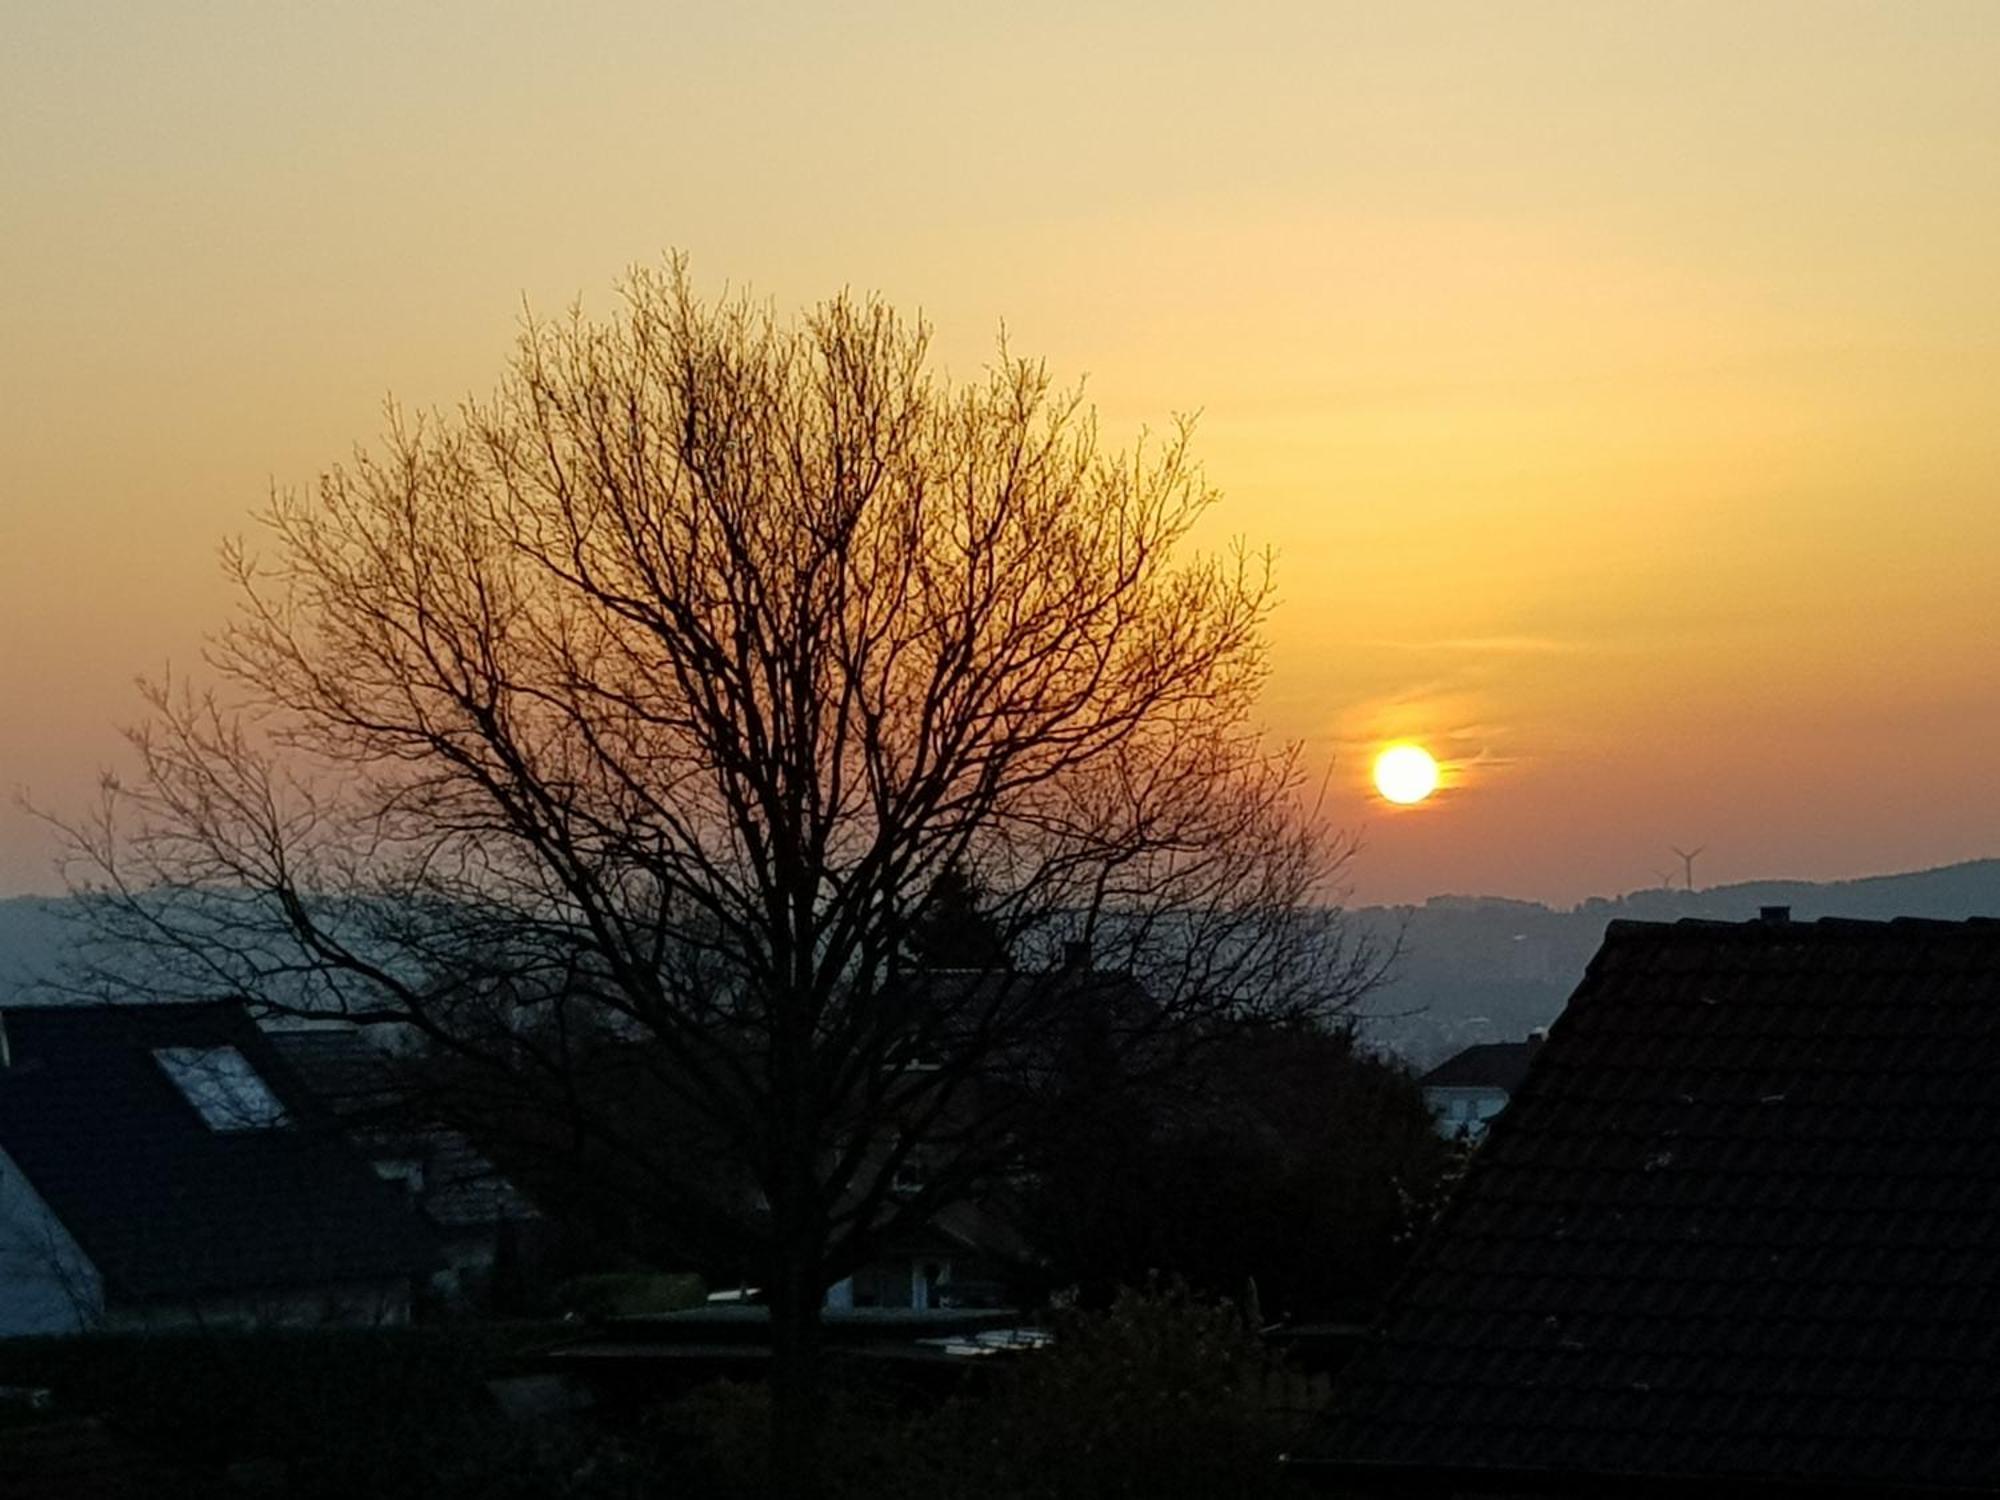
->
[261,1028,407,1116]
[1299,915,2000,1495]
[0,1003,440,1302]
[267,1028,538,1230]
[1420,1039,1538,1092]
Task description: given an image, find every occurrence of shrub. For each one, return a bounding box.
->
[825,1282,1314,1500]
[955,1283,1306,1498]
[0,1326,586,1498]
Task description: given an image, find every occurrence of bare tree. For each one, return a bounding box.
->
[54,257,1375,1480]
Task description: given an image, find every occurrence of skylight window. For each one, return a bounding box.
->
[154,1046,290,1131]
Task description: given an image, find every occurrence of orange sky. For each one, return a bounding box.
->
[4,2,1998,904]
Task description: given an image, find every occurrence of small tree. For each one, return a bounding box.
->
[904,864,1011,972]
[1026,1025,1452,1321]
[55,258,1376,1484]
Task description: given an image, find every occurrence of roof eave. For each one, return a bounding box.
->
[1282,1457,1993,1499]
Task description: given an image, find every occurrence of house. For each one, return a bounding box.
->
[1293,911,2000,1495]
[1418,1034,1541,1140]
[0,1002,440,1336]
[267,1028,540,1303]
[820,957,1153,1314]
[825,1197,1033,1313]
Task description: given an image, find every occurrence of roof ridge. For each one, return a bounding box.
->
[1601,914,2000,938]
[0,999,242,1015]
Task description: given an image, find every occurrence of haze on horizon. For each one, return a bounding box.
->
[4,1,1997,907]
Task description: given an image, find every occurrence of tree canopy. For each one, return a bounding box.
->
[58,257,1378,1475]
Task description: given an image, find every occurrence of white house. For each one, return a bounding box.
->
[1419,1034,1543,1142]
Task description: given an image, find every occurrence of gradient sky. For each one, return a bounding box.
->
[5,1,1998,905]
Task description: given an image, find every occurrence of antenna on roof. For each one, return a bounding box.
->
[1671,845,1706,892]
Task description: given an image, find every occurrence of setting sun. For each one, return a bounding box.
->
[1374,745,1441,806]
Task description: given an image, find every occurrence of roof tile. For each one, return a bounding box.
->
[1301,916,2000,1493]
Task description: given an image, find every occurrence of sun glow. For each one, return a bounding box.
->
[1373,745,1440,806]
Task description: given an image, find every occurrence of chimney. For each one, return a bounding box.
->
[1759,905,1791,924]
[1060,940,1092,973]
[1526,1027,1548,1053]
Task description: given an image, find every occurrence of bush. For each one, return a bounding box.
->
[0,1325,592,1499]
[642,1283,1320,1500]
[0,1289,1318,1498]
[915,1282,1309,1500]
[1026,1027,1455,1324]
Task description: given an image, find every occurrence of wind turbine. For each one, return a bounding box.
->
[1671,845,1706,892]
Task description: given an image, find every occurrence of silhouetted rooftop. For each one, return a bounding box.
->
[0,1003,439,1301]
[267,1028,538,1230]
[1298,914,2000,1495]
[1419,1039,1538,1092]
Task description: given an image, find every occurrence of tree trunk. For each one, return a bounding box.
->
[768,1241,826,1497]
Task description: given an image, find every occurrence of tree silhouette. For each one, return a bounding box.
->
[1025,1024,1451,1322]
[55,256,1378,1485]
[905,863,1012,971]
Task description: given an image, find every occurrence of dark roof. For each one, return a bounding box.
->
[0,1003,440,1301]
[1419,1039,1538,1092]
[1300,915,2000,1496]
[267,1028,538,1229]
[875,1195,1037,1266]
[262,1027,406,1115]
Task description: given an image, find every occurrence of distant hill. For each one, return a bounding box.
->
[8,861,1998,1055]
[1351,859,2000,1067]
[0,896,86,1002]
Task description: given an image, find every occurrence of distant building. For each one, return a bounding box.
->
[1418,1035,1540,1140]
[267,1029,541,1306]
[823,956,1151,1314]
[825,1198,1032,1314]
[0,1002,439,1336]
[1295,912,2000,1496]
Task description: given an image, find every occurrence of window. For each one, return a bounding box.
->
[891,1147,934,1197]
[153,1046,290,1131]
[373,1158,426,1195]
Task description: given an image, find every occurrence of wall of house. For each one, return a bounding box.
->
[839,1255,956,1311]
[1423,1085,1511,1140]
[428,1229,504,1307]
[0,1142,104,1335]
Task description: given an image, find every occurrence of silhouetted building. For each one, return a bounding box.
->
[1419,1035,1541,1140]
[268,1027,540,1304]
[822,960,1153,1313]
[0,1002,439,1334]
[1296,913,2000,1496]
